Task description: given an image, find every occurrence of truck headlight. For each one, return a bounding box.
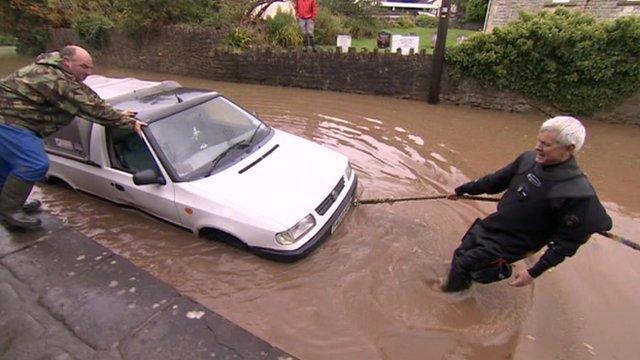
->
[275,214,316,245]
[344,163,353,180]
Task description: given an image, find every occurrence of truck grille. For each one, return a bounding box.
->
[315,177,345,215]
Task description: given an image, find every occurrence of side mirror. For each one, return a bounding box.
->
[133,169,166,186]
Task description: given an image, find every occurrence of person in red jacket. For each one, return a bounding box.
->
[295,0,318,51]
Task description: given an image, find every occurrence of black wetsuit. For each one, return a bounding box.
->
[444,151,612,291]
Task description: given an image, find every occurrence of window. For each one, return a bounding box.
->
[107,128,159,175]
[544,0,578,7]
[44,117,93,160]
[146,96,265,180]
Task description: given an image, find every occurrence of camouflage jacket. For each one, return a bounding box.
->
[0,52,133,138]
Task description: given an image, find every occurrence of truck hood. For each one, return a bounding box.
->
[181,129,348,228]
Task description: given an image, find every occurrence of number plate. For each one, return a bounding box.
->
[331,201,351,234]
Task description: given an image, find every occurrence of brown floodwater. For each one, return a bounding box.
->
[3,51,640,359]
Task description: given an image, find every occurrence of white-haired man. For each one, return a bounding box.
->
[442,116,612,292]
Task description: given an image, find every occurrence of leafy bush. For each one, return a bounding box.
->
[265,10,302,47]
[16,28,49,55]
[314,7,347,45]
[416,15,438,28]
[465,0,489,23]
[447,9,640,115]
[453,0,488,23]
[0,33,17,46]
[0,0,50,55]
[202,1,249,28]
[117,0,216,38]
[394,15,416,29]
[319,0,379,18]
[73,13,114,50]
[346,17,379,38]
[226,26,255,50]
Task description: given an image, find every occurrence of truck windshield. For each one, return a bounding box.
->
[146,96,267,180]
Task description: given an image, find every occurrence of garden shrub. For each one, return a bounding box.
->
[346,17,379,38]
[416,15,437,28]
[16,28,49,55]
[73,13,114,50]
[447,9,640,115]
[465,0,489,23]
[202,1,249,28]
[314,7,347,45]
[0,0,49,55]
[0,33,17,46]
[118,0,214,39]
[394,15,416,29]
[319,0,379,18]
[226,26,255,50]
[265,10,302,47]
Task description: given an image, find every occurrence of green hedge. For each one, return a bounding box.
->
[0,33,17,46]
[73,13,114,50]
[226,26,256,50]
[447,9,640,115]
[416,15,437,28]
[315,7,347,45]
[265,10,302,47]
[465,0,489,23]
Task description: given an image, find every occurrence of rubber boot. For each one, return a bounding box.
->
[309,35,317,52]
[441,264,471,293]
[0,175,42,229]
[0,185,40,213]
[23,199,42,214]
[303,35,310,52]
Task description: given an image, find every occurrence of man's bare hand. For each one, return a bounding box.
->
[509,269,534,287]
[132,119,146,136]
[121,109,138,117]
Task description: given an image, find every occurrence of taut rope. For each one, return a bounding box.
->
[352,194,639,252]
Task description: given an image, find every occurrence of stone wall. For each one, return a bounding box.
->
[486,0,640,31]
[48,26,531,113]
[48,26,638,122]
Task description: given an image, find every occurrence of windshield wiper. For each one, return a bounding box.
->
[208,141,249,176]
[245,122,263,148]
[206,123,265,176]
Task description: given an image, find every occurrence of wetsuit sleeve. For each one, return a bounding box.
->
[455,156,519,196]
[527,197,612,278]
[37,71,134,128]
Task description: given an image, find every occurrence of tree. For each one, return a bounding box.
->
[0,0,50,54]
[318,0,378,18]
[465,0,489,23]
[115,0,220,37]
[453,0,489,23]
[246,0,288,20]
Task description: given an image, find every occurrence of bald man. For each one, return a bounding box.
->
[0,45,144,229]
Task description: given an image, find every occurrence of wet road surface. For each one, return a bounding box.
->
[3,52,640,359]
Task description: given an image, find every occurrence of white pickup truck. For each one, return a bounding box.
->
[44,75,357,261]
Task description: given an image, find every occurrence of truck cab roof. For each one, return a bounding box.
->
[84,75,218,122]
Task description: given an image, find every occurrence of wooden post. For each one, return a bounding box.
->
[428,0,451,104]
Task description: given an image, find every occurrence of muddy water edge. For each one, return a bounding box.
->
[2,50,639,359]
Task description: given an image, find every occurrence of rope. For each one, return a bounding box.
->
[352,193,640,252]
[598,231,640,252]
[353,194,499,206]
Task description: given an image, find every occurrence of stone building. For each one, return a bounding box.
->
[485,0,640,31]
